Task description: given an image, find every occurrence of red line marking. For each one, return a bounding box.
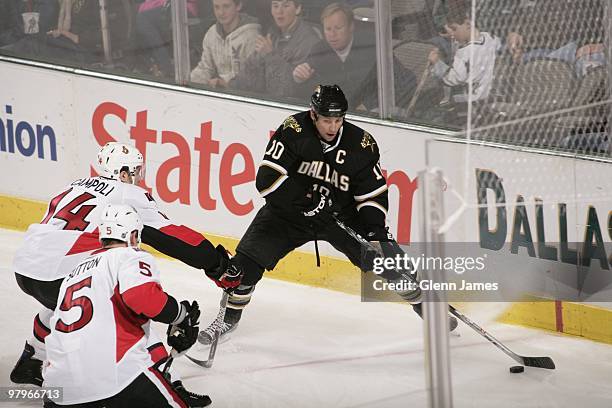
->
[555,301,564,333]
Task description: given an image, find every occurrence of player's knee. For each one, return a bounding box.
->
[234,252,265,286]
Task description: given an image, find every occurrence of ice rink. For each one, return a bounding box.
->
[1,227,612,407]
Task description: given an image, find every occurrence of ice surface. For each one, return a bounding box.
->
[1,228,611,407]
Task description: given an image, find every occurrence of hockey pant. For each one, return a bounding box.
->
[43,370,189,408]
[226,205,383,317]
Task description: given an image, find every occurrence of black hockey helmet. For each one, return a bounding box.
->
[310,85,348,117]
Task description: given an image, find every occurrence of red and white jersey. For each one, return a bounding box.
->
[43,247,170,404]
[14,177,202,281]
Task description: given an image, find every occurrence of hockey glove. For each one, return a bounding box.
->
[204,244,243,290]
[298,189,335,229]
[167,300,200,353]
[364,230,421,304]
[365,225,393,243]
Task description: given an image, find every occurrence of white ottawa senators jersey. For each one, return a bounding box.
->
[44,247,170,404]
[13,177,171,281]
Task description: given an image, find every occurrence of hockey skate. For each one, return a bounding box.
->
[10,342,43,386]
[412,303,459,332]
[173,380,212,407]
[198,307,240,346]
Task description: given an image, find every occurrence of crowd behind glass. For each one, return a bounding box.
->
[1,0,609,155]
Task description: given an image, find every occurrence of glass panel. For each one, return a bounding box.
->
[187,1,379,115]
[468,0,609,157]
[388,0,609,157]
[386,0,458,128]
[130,0,183,81]
[0,1,138,74]
[2,0,606,158]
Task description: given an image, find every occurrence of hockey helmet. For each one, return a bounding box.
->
[99,204,144,246]
[97,142,144,183]
[310,85,348,117]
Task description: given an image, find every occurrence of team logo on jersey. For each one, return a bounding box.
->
[283,116,302,133]
[361,132,376,152]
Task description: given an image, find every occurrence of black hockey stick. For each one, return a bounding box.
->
[162,349,176,377]
[334,218,556,370]
[447,305,555,369]
[186,290,229,368]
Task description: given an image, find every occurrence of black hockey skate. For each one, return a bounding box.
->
[412,303,459,332]
[10,342,43,386]
[198,307,240,345]
[173,381,212,407]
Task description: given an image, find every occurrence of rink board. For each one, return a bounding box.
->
[2,59,612,343]
[427,139,612,343]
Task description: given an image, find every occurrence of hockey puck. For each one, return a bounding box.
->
[509,365,524,373]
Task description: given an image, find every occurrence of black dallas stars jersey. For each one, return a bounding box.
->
[256,111,388,231]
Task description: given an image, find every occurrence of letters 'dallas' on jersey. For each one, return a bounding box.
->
[255,111,389,230]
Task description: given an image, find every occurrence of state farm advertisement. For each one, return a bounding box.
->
[1,62,431,247]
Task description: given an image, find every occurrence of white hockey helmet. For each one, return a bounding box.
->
[97,142,144,183]
[99,204,144,246]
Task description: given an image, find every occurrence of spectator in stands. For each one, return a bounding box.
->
[133,0,199,78]
[575,42,606,78]
[428,11,499,103]
[229,0,320,98]
[190,0,261,88]
[468,0,604,65]
[40,0,102,65]
[292,2,376,105]
[428,0,468,63]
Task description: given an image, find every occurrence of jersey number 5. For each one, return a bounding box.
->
[55,277,94,333]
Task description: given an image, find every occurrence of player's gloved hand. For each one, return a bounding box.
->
[204,244,243,290]
[167,300,200,353]
[365,225,393,243]
[298,189,335,228]
[363,226,395,272]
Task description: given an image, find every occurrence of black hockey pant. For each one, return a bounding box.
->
[43,370,188,407]
[15,273,63,310]
[235,204,367,286]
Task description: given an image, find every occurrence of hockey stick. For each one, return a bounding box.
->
[405,61,431,116]
[162,349,176,377]
[334,218,556,370]
[185,290,229,368]
[447,306,555,369]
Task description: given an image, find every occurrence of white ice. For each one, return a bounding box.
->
[1,228,612,407]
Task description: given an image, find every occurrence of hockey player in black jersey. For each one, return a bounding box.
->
[199,84,457,344]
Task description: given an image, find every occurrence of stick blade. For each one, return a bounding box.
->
[185,353,212,368]
[520,356,556,369]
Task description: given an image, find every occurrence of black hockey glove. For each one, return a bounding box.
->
[167,300,200,353]
[365,225,393,242]
[204,244,243,290]
[297,189,335,229]
[363,226,397,271]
